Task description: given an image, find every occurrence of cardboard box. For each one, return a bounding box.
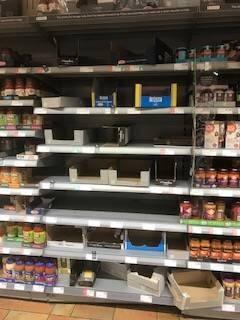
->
[168,270,224,310]
[167,233,189,260]
[101,262,128,280]
[204,121,225,149]
[109,159,151,187]
[44,129,90,145]
[69,158,114,185]
[22,0,38,16]
[47,225,84,249]
[128,266,166,296]
[0,0,22,16]
[86,228,124,250]
[125,230,166,253]
[42,97,83,109]
[225,121,240,149]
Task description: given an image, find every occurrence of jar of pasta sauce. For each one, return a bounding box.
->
[180,201,192,219]
[201,45,213,60]
[203,201,216,220]
[232,202,240,221]
[205,168,217,187]
[194,168,205,187]
[217,169,228,187]
[229,169,239,188]
[223,278,235,298]
[235,280,240,300]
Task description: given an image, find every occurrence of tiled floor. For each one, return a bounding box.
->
[0,298,182,320]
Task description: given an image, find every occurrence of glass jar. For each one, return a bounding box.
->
[217,169,228,188]
[194,168,205,187]
[205,168,217,187]
[229,169,239,188]
[203,201,216,220]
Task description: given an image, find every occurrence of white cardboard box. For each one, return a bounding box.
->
[44,129,90,145]
[42,97,83,109]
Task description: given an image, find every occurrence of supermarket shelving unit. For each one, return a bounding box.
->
[0,4,239,320]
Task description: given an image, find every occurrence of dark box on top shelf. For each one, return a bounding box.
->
[0,0,21,17]
[85,228,124,249]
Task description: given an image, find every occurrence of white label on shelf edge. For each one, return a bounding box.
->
[164,259,177,267]
[222,304,236,312]
[88,220,101,227]
[2,248,10,254]
[149,186,162,194]
[14,284,25,291]
[0,282,7,289]
[211,228,223,235]
[125,257,137,264]
[20,190,34,196]
[233,265,240,273]
[188,261,201,269]
[25,216,37,223]
[142,223,156,231]
[45,217,58,224]
[79,67,94,73]
[96,291,107,299]
[110,221,124,229]
[11,101,23,106]
[85,253,97,261]
[85,288,94,297]
[53,287,64,294]
[210,263,224,271]
[140,295,152,303]
[222,190,234,197]
[36,16,47,21]
[32,285,45,293]
[188,226,202,234]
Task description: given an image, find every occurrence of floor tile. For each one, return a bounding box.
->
[5,311,48,320]
[72,304,114,320]
[0,298,53,314]
[48,316,88,320]
[158,312,179,320]
[0,309,8,320]
[114,306,157,320]
[51,304,75,316]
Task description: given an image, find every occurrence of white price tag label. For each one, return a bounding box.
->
[221,108,233,115]
[110,221,124,229]
[189,226,202,234]
[112,66,122,72]
[191,189,204,196]
[53,287,64,294]
[140,295,152,303]
[81,147,95,154]
[36,16,47,21]
[223,150,237,157]
[0,282,7,289]
[129,65,140,72]
[164,260,177,267]
[40,146,50,153]
[85,253,97,261]
[174,63,189,71]
[84,288,94,297]
[96,291,107,299]
[204,62,211,71]
[2,248,10,254]
[20,190,34,196]
[76,109,90,114]
[232,229,240,236]
[142,223,156,231]
[88,220,101,227]
[32,285,45,293]
[79,67,94,73]
[23,248,32,255]
[11,101,23,106]
[188,261,201,269]
[233,265,240,273]
[14,284,25,291]
[222,190,234,197]
[149,186,162,194]
[125,257,137,264]
[25,216,37,223]
[211,228,223,235]
[45,217,58,224]
[14,161,26,167]
[75,185,93,192]
[222,304,236,312]
[0,215,10,221]
[210,263,224,271]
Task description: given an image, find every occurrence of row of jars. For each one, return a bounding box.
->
[0,111,42,127]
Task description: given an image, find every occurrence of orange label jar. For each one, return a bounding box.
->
[1,168,11,186]
[33,224,46,249]
[45,262,57,286]
[23,223,34,247]
[9,168,21,188]
[229,169,239,188]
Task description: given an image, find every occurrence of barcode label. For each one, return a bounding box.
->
[140,295,152,303]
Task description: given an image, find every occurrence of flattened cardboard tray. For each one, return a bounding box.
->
[168,270,224,310]
[42,97,82,109]
[44,129,90,145]
[47,240,84,249]
[108,169,150,187]
[69,167,109,185]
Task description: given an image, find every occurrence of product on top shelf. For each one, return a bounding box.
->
[0,256,57,286]
[0,168,32,188]
[204,121,225,149]
[0,49,32,68]
[225,122,240,149]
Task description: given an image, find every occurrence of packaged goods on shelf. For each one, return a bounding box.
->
[225,122,240,149]
[125,230,166,252]
[69,158,113,184]
[100,262,128,281]
[154,159,177,186]
[0,256,57,286]
[78,261,100,287]
[168,270,224,310]
[176,40,240,63]
[180,198,240,226]
[222,274,240,301]
[127,266,166,296]
[92,80,117,108]
[47,225,84,248]
[194,167,240,189]
[44,129,91,146]
[189,237,240,263]
[108,159,151,187]
[17,143,45,160]
[135,83,178,108]
[58,258,82,286]
[0,168,33,188]
[42,96,84,109]
[201,0,240,11]
[204,121,225,149]
[0,49,32,68]
[0,111,42,130]
[85,228,124,250]
[37,0,66,15]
